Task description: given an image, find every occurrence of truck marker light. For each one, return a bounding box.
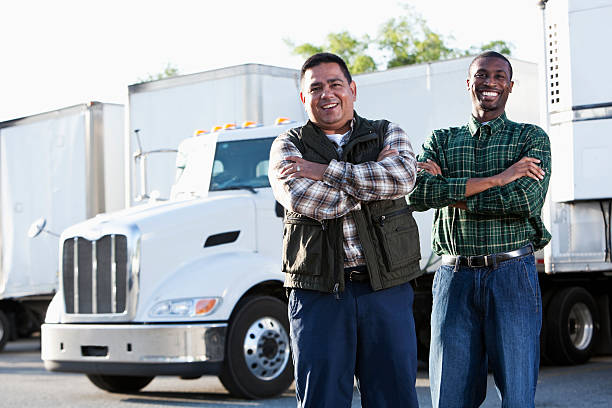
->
[274,117,292,126]
[193,129,208,137]
[195,298,218,315]
[242,121,260,128]
[223,123,237,130]
[211,125,223,133]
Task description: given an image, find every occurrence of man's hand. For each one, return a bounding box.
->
[281,156,328,181]
[377,145,398,161]
[494,157,545,186]
[417,159,442,176]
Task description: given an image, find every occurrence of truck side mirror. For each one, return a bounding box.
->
[27,217,59,238]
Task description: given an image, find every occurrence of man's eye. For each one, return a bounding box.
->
[475,73,485,78]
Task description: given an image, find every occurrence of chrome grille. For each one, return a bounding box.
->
[62,235,128,314]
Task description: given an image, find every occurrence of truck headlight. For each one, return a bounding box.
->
[150,297,221,317]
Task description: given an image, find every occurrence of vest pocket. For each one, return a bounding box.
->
[372,208,421,272]
[282,218,324,276]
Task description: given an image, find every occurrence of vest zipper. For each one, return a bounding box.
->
[378,207,412,226]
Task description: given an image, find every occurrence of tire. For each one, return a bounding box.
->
[0,310,9,352]
[219,296,293,399]
[546,287,599,365]
[86,374,154,393]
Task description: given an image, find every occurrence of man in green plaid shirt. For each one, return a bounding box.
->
[408,51,551,407]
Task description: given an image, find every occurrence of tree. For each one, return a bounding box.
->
[466,40,514,56]
[285,31,376,74]
[377,11,460,68]
[139,62,180,83]
[285,5,513,74]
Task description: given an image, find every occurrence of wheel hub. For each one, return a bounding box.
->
[568,302,593,350]
[243,317,290,381]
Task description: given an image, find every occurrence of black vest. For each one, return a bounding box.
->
[281,114,422,293]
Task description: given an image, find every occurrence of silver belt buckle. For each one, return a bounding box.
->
[467,256,473,267]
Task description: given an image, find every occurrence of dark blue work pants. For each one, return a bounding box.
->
[288,280,419,408]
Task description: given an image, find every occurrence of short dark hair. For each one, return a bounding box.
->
[469,51,513,80]
[300,52,352,85]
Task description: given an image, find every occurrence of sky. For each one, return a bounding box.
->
[0,0,546,122]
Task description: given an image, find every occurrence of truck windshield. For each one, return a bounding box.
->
[209,137,275,192]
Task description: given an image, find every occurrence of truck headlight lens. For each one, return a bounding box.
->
[150,297,220,317]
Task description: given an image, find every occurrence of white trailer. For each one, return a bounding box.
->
[126,64,306,205]
[0,102,124,351]
[535,0,612,364]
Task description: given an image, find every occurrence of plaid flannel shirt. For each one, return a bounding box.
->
[269,120,417,268]
[407,113,551,256]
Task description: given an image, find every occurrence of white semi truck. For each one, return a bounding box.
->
[0,102,124,351]
[42,120,297,398]
[41,0,612,398]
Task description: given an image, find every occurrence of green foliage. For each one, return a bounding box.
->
[139,62,180,83]
[286,5,513,74]
[286,31,377,74]
[468,40,514,56]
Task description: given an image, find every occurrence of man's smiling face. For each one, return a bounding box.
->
[467,57,514,122]
[300,62,356,135]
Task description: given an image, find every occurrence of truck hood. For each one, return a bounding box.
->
[59,191,259,322]
[61,191,255,240]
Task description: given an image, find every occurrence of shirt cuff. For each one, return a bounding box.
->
[448,177,468,201]
[466,193,478,212]
[322,159,345,188]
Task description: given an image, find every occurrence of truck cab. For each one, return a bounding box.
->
[41,119,300,399]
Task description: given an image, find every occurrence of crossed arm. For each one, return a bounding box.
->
[418,156,545,210]
[408,126,551,216]
[268,124,417,221]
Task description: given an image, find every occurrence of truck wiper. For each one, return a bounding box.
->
[217,185,258,194]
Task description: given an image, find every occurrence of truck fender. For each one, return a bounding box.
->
[44,293,64,324]
[140,250,283,322]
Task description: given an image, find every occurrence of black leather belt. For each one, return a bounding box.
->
[441,244,533,268]
[345,265,369,283]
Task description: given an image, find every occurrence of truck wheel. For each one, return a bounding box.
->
[546,287,599,365]
[86,374,154,393]
[219,296,293,399]
[0,311,9,352]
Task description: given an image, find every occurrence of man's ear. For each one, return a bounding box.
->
[350,81,357,101]
[509,80,514,93]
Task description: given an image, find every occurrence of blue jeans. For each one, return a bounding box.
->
[289,281,419,408]
[429,255,541,408]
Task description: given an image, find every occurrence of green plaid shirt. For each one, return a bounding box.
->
[407,112,551,256]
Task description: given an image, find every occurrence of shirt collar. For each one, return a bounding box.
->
[468,112,507,139]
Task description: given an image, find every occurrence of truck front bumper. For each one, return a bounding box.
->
[41,322,227,377]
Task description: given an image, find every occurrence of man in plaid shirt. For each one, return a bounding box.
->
[408,51,551,407]
[269,53,421,407]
